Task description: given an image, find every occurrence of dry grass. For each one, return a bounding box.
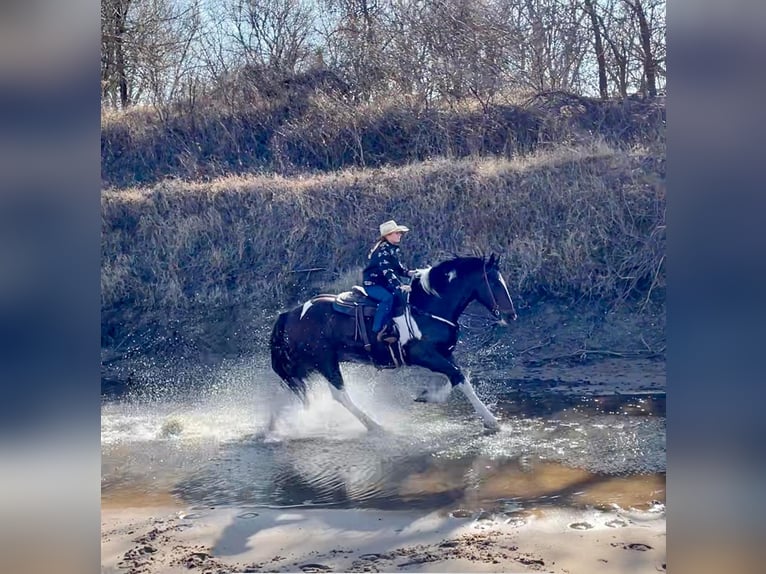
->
[101,91,664,188]
[102,139,665,337]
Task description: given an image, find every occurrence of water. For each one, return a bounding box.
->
[101,356,665,513]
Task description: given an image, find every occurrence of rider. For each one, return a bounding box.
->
[363,219,415,343]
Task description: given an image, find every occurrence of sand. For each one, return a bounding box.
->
[101,501,665,573]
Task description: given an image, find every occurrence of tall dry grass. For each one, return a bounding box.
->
[102,91,664,188]
[102,139,665,340]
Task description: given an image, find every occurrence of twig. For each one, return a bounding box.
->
[640,334,652,352]
[526,347,664,365]
[290,266,327,281]
[518,337,553,355]
[641,254,665,312]
[101,353,127,368]
[573,348,628,358]
[101,334,133,367]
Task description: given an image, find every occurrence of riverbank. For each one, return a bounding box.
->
[101,502,665,574]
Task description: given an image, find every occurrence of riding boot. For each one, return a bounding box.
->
[376,322,398,344]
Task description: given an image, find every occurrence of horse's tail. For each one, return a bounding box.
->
[270,311,307,397]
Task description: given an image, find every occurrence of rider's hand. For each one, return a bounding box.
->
[399,284,412,293]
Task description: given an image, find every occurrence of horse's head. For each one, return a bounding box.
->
[475,253,517,324]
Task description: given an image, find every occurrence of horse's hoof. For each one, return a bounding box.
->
[483,420,501,433]
[415,384,451,404]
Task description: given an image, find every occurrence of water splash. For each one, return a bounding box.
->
[102,356,665,510]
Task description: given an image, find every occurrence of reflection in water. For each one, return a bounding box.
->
[101,359,665,513]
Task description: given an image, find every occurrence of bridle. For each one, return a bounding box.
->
[482,263,502,318]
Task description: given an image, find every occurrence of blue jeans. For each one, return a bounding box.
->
[365,285,395,333]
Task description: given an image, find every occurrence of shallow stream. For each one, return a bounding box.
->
[102,356,665,516]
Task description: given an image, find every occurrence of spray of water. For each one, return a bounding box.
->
[102,357,665,510]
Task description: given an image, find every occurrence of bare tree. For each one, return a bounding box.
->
[228,0,316,72]
[102,0,204,110]
[591,0,664,97]
[594,0,633,97]
[102,0,666,112]
[424,0,506,106]
[509,0,590,94]
[624,0,664,96]
[582,0,608,98]
[317,0,392,100]
[136,1,203,111]
[102,0,132,108]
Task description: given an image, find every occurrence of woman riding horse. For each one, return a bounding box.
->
[270,254,517,432]
[362,219,416,344]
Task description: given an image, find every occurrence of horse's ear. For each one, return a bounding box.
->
[488,253,498,268]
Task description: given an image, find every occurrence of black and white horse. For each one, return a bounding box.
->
[270,254,517,431]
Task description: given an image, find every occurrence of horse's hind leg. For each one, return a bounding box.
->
[267,376,310,434]
[320,357,383,432]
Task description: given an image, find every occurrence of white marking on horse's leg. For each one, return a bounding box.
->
[457,380,499,431]
[329,386,382,431]
[300,300,313,319]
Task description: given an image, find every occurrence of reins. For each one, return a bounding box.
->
[407,286,458,330]
[482,263,501,318]
[411,306,458,329]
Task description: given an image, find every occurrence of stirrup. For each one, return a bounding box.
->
[376,327,397,344]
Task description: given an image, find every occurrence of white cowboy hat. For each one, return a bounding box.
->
[379,219,410,237]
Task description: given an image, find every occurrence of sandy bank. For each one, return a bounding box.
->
[102,503,665,573]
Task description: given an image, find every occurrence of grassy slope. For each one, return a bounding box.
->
[102,139,665,350]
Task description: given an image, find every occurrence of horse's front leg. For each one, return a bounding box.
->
[407,344,500,431]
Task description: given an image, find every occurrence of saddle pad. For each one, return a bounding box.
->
[332,286,377,317]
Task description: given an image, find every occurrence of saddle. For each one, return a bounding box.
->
[331,286,378,317]
[329,286,406,364]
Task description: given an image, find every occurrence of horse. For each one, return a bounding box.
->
[269,254,517,432]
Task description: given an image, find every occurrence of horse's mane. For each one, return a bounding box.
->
[415,256,484,297]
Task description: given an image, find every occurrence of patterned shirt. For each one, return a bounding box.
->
[362,239,410,291]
